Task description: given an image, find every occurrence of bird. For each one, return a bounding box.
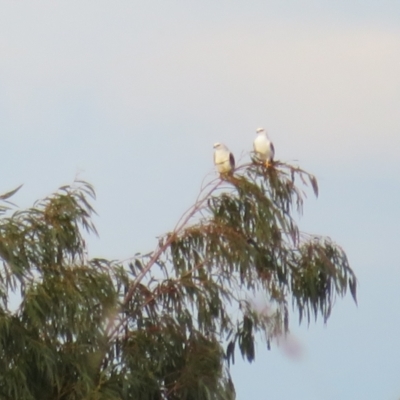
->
[253,127,275,167]
[213,142,235,175]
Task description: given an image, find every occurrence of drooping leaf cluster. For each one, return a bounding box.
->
[0,162,357,400]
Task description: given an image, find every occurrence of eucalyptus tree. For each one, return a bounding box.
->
[0,161,356,400]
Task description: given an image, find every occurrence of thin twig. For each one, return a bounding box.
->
[105,176,226,340]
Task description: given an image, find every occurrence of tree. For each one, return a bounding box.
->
[0,160,357,399]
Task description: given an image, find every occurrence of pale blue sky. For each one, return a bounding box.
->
[1,2,400,398]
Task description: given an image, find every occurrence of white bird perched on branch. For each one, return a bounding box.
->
[213,143,235,175]
[253,127,275,167]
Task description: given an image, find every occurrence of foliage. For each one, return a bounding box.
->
[0,162,357,399]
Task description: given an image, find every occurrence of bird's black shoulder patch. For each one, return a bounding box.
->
[270,142,275,159]
[229,152,235,168]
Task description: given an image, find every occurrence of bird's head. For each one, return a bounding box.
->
[213,142,222,149]
[256,127,266,134]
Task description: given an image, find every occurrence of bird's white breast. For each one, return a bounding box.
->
[254,134,273,161]
[215,148,229,163]
[215,148,232,173]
